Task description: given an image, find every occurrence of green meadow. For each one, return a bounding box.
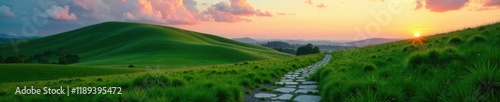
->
[0,21,498,101]
[0,22,292,67]
[312,23,500,101]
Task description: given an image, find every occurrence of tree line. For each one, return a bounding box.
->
[0,47,79,65]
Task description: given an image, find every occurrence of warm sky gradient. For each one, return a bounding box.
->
[1,0,499,41]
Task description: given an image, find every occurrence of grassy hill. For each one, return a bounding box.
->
[313,22,500,101]
[0,22,292,67]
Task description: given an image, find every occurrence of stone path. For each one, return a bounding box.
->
[252,55,331,102]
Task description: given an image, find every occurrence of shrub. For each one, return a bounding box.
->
[402,45,418,53]
[171,78,185,87]
[478,26,486,31]
[463,62,500,99]
[4,56,24,63]
[363,64,376,72]
[406,48,463,69]
[128,64,135,68]
[467,35,486,43]
[448,37,463,45]
[130,74,171,88]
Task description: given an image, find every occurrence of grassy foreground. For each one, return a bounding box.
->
[0,54,324,101]
[0,64,145,83]
[312,23,500,101]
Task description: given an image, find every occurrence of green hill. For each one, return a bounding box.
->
[313,22,500,101]
[0,22,292,67]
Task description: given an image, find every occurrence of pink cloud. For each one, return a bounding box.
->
[317,3,326,8]
[0,5,15,18]
[415,0,423,10]
[126,0,200,24]
[415,0,500,12]
[44,5,78,21]
[202,0,273,22]
[425,0,469,12]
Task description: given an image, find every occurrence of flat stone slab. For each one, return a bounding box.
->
[274,88,297,93]
[301,81,317,85]
[271,94,293,101]
[280,79,294,82]
[276,82,299,85]
[254,93,277,98]
[295,80,306,82]
[285,85,297,88]
[293,95,321,102]
[294,89,319,94]
[295,77,306,80]
[298,85,318,89]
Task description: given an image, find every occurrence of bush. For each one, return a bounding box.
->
[130,74,171,88]
[467,35,486,43]
[363,64,376,72]
[4,56,24,63]
[463,62,500,99]
[402,45,418,53]
[478,26,486,31]
[128,64,135,68]
[448,37,463,45]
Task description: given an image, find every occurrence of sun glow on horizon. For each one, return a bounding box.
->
[414,33,421,37]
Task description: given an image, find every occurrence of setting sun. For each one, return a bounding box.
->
[414,33,421,37]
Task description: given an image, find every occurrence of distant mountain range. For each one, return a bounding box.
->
[232,37,401,47]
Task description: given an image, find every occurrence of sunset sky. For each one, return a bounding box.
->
[0,0,499,41]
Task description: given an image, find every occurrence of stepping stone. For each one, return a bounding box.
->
[295,80,306,82]
[293,95,321,102]
[295,77,306,80]
[254,93,277,98]
[301,81,317,85]
[271,94,293,101]
[285,85,296,88]
[284,75,293,77]
[291,75,299,77]
[298,85,318,89]
[274,88,297,93]
[276,82,299,85]
[280,79,294,82]
[294,89,318,94]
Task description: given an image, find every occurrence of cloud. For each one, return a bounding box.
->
[481,0,500,7]
[415,0,423,10]
[304,0,313,5]
[317,3,326,8]
[425,0,469,12]
[74,0,112,20]
[202,0,273,22]
[0,5,15,18]
[43,5,78,21]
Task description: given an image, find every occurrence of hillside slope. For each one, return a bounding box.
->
[0,22,293,67]
[313,22,500,101]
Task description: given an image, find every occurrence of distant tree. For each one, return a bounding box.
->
[0,56,3,63]
[128,64,135,68]
[262,41,291,48]
[4,56,24,63]
[38,59,49,64]
[296,43,320,55]
[313,46,321,53]
[58,54,80,64]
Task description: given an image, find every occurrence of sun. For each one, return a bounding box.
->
[414,33,420,37]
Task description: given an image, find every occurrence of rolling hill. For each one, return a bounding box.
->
[0,22,293,67]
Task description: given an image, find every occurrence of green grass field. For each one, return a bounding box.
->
[0,21,498,101]
[0,64,145,83]
[0,22,292,67]
[0,54,324,102]
[312,22,500,101]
